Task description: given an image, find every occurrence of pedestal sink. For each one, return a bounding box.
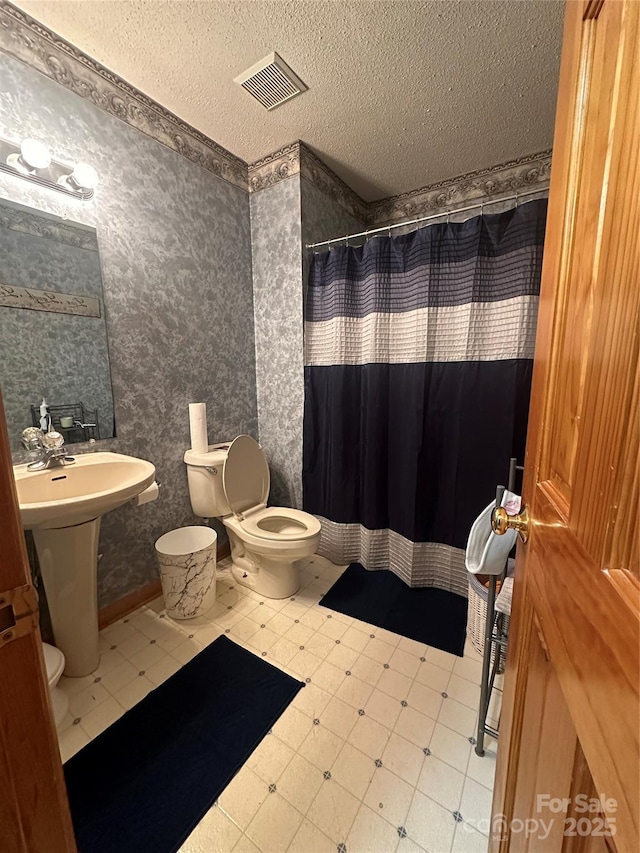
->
[14,452,156,677]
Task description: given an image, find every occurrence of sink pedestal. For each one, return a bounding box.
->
[34,518,101,677]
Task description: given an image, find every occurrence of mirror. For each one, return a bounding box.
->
[0,198,115,453]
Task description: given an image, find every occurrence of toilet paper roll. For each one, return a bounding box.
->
[131,481,159,506]
[189,402,208,453]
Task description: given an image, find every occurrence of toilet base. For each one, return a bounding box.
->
[230,557,300,599]
[50,685,69,728]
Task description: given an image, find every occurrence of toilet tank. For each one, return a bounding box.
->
[184,443,232,518]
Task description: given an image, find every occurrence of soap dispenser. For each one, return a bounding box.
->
[39,397,50,432]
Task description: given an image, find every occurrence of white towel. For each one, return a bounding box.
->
[465,490,521,576]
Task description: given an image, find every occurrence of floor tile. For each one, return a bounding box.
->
[348,714,390,759]
[365,688,403,729]
[113,674,155,710]
[179,803,242,853]
[398,636,427,658]
[277,753,324,814]
[394,706,436,749]
[452,822,490,852]
[389,647,421,679]
[439,697,477,738]
[246,734,295,784]
[299,724,344,770]
[306,779,360,844]
[129,641,166,672]
[58,724,90,763]
[271,706,314,750]
[363,636,396,664]
[285,622,315,647]
[341,626,371,653]
[246,792,303,853]
[415,660,451,693]
[381,732,425,786]
[347,803,401,853]
[376,668,413,701]
[335,675,374,709]
[425,646,458,672]
[406,684,442,724]
[364,766,414,828]
[218,766,268,829]
[405,790,457,853]
[453,656,483,686]
[325,642,359,670]
[429,723,473,773]
[460,778,494,834]
[417,754,465,811]
[172,638,204,664]
[115,632,150,661]
[145,655,182,686]
[80,696,125,739]
[320,696,360,739]
[447,674,481,710]
[292,683,331,718]
[465,737,497,791]
[317,617,348,641]
[232,834,262,853]
[68,681,110,718]
[268,637,300,667]
[288,819,336,853]
[349,654,385,686]
[288,649,323,679]
[312,660,347,694]
[330,742,376,799]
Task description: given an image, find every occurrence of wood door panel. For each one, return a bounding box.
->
[492,2,639,852]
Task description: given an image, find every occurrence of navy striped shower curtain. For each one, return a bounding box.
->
[303,199,547,595]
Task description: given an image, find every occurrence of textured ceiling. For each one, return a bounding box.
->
[11,0,564,201]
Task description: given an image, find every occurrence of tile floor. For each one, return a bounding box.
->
[57,556,501,853]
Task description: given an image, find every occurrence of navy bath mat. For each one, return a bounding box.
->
[320,563,467,656]
[64,635,304,853]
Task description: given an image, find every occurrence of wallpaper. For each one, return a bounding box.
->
[0,202,115,447]
[0,53,257,607]
[249,174,366,514]
[250,177,303,509]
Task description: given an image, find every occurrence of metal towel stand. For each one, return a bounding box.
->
[474,456,523,757]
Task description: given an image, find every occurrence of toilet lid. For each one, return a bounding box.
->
[222,435,270,515]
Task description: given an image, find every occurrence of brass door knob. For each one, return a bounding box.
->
[491,505,530,543]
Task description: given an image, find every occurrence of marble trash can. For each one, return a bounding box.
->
[155,526,217,620]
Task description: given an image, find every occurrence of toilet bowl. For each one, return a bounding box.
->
[42,642,69,728]
[185,436,321,599]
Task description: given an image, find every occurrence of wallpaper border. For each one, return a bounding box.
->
[0,0,248,192]
[369,150,552,225]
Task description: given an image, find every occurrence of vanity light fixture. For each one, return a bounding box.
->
[0,135,98,200]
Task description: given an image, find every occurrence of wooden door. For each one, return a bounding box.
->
[0,389,76,851]
[491,2,639,853]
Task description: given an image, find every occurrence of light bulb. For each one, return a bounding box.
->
[70,162,99,190]
[20,138,51,170]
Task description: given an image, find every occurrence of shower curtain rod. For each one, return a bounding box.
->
[305,186,547,250]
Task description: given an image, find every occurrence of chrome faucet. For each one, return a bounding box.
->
[22,427,75,470]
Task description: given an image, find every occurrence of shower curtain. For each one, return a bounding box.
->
[303,198,547,596]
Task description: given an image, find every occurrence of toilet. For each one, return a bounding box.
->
[42,642,69,728]
[184,435,321,598]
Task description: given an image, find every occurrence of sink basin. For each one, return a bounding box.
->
[15,451,155,529]
[14,451,156,677]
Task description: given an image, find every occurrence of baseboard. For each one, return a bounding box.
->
[98,540,232,629]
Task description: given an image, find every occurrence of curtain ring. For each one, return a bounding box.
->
[481,200,485,217]
[446,211,451,225]
[515,192,520,208]
[388,224,392,239]
[345,235,350,248]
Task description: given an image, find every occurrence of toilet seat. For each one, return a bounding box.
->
[239,506,321,541]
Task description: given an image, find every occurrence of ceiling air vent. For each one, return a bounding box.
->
[234,52,307,111]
